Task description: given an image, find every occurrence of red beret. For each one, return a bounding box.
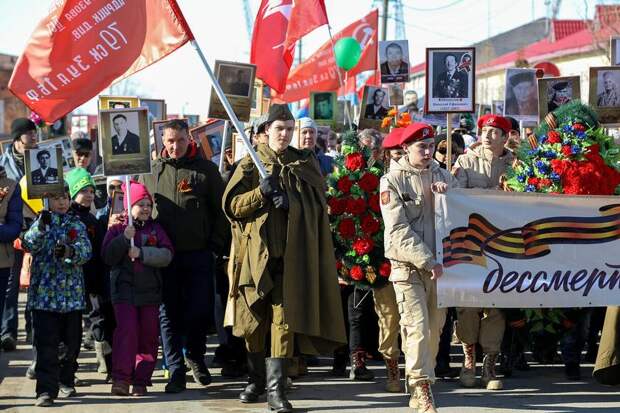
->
[477,114,511,134]
[382,128,404,149]
[399,122,434,145]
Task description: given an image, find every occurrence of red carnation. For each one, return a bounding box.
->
[68,229,78,241]
[338,218,356,239]
[346,198,366,216]
[368,194,381,213]
[352,237,374,256]
[336,260,343,271]
[547,131,561,144]
[344,153,366,171]
[572,123,586,132]
[358,172,380,192]
[379,261,391,277]
[539,178,552,188]
[337,176,353,194]
[551,159,569,175]
[350,265,365,281]
[328,197,347,215]
[561,145,572,157]
[360,214,380,234]
[527,177,539,186]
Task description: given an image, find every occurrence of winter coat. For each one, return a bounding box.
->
[0,145,24,181]
[23,212,92,313]
[70,203,105,295]
[223,143,346,355]
[140,142,230,255]
[594,306,620,385]
[379,158,457,282]
[102,219,173,306]
[453,143,514,189]
[0,174,23,268]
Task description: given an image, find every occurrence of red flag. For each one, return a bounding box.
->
[275,9,378,103]
[9,0,193,123]
[251,0,328,93]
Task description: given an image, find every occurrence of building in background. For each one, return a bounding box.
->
[0,53,29,138]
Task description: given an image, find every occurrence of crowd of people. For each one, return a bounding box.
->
[0,99,617,413]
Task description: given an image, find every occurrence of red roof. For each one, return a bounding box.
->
[552,20,588,40]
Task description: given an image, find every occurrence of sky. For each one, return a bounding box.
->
[0,0,616,115]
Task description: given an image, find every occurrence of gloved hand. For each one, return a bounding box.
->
[38,211,52,231]
[259,175,279,197]
[54,241,73,259]
[271,192,289,210]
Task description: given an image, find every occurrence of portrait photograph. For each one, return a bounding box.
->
[537,76,581,122]
[388,83,404,106]
[359,86,390,129]
[310,92,337,124]
[492,100,505,116]
[98,95,140,110]
[209,60,256,122]
[250,79,264,117]
[426,47,475,113]
[379,40,410,84]
[190,119,226,161]
[139,98,166,126]
[99,107,151,176]
[589,66,620,125]
[110,190,125,216]
[232,132,250,162]
[610,36,620,66]
[504,68,539,123]
[25,146,64,198]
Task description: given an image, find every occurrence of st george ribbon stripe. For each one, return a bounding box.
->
[442,204,620,267]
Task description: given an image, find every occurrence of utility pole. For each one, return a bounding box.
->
[382,0,389,41]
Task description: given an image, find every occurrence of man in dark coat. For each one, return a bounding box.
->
[141,119,230,394]
[111,114,140,155]
[223,104,346,413]
[31,150,58,185]
[364,88,389,120]
[380,42,409,82]
[433,53,468,98]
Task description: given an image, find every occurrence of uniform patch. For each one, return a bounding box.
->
[381,191,390,205]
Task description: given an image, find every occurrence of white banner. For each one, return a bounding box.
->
[435,189,620,308]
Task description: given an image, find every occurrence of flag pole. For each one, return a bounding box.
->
[326,25,353,130]
[190,40,268,179]
[219,121,229,174]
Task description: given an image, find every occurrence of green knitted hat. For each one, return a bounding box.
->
[65,168,95,199]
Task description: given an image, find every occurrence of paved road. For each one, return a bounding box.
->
[1,296,619,412]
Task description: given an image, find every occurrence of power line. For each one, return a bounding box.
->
[390,16,475,43]
[402,0,466,12]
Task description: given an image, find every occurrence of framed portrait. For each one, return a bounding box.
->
[110,190,125,216]
[139,98,166,127]
[98,95,140,110]
[209,60,256,122]
[25,146,64,199]
[537,76,580,122]
[251,79,264,117]
[589,67,620,126]
[504,68,539,123]
[99,107,151,176]
[232,132,250,162]
[291,120,302,149]
[610,36,620,66]
[492,100,505,115]
[358,86,390,130]
[379,40,410,84]
[90,127,104,176]
[310,92,337,125]
[316,126,331,146]
[261,98,271,115]
[151,118,187,158]
[0,139,11,155]
[388,83,404,106]
[425,47,475,113]
[190,120,226,161]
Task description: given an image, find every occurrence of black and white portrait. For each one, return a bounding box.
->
[363,87,389,120]
[426,48,475,113]
[99,108,151,176]
[110,113,141,155]
[219,63,254,97]
[30,148,58,185]
[537,76,581,121]
[210,61,257,122]
[596,70,620,107]
[492,100,505,116]
[504,68,538,122]
[379,40,410,84]
[610,36,620,66]
[311,92,336,121]
[389,84,404,106]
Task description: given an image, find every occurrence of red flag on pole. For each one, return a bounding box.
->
[251,0,329,94]
[9,0,193,123]
[274,9,378,103]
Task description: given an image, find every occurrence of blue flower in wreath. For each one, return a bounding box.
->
[539,135,548,144]
[517,175,526,183]
[572,145,581,155]
[535,160,549,173]
[563,125,572,133]
[550,172,561,181]
[525,184,536,192]
[527,149,538,157]
[544,150,557,159]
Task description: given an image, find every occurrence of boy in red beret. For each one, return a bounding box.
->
[451,114,514,391]
[379,122,457,413]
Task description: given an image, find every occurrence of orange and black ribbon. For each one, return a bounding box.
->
[442,204,620,267]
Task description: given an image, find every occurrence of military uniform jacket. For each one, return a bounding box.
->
[453,143,514,189]
[380,158,457,282]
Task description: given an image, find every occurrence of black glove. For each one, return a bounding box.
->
[54,242,73,259]
[271,192,289,210]
[259,175,279,197]
[38,211,52,231]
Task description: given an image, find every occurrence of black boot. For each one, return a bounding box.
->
[331,350,347,377]
[350,350,374,381]
[266,358,293,413]
[239,352,266,403]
